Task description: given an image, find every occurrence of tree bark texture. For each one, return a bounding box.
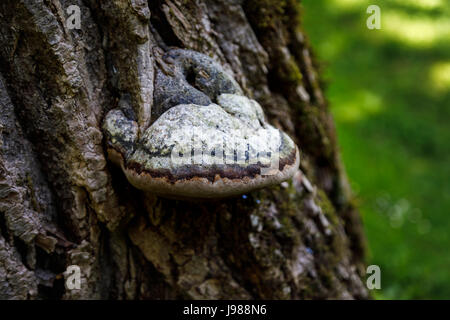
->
[0,0,369,299]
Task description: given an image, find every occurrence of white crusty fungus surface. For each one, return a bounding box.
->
[103,94,299,199]
[103,49,299,199]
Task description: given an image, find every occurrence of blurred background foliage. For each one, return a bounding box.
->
[302,0,450,299]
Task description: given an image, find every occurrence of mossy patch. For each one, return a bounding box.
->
[244,0,301,30]
[316,189,340,227]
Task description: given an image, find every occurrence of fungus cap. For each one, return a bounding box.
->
[104,94,300,199]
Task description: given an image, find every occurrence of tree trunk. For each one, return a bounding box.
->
[0,0,368,299]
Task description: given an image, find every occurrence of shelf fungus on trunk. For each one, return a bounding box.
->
[103,49,300,199]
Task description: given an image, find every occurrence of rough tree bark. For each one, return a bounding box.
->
[0,0,368,299]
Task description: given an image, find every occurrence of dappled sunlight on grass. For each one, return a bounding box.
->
[396,0,445,10]
[303,0,450,299]
[330,0,446,11]
[330,0,368,9]
[382,11,450,47]
[333,90,383,123]
[429,61,450,92]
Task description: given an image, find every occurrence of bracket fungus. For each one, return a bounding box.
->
[103,49,300,199]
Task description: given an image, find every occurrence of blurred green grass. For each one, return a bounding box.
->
[301,0,450,299]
